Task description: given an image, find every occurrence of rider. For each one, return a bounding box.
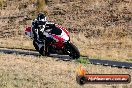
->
[32,12,55,56]
[32,13,56,41]
[32,13,46,42]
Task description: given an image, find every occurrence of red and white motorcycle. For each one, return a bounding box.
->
[25,24,80,59]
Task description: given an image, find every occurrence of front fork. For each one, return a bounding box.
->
[62,41,71,54]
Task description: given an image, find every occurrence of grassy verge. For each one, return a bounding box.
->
[90,55,132,62]
[76,57,91,64]
[0,53,131,88]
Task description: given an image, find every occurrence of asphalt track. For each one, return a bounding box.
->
[0,48,132,69]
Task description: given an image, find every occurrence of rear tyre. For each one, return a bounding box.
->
[65,43,80,59]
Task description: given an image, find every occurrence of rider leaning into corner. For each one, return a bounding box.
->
[28,12,80,59]
[31,12,56,56]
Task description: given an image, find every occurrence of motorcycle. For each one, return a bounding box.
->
[25,24,80,59]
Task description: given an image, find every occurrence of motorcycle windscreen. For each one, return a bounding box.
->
[50,26,62,35]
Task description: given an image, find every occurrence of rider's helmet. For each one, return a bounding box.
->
[37,13,47,22]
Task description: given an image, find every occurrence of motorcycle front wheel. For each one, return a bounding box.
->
[64,42,80,59]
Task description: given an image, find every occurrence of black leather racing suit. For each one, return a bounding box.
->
[32,20,56,55]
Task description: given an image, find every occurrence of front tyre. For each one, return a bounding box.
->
[65,42,80,59]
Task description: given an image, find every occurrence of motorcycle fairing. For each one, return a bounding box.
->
[56,24,69,36]
[51,34,64,49]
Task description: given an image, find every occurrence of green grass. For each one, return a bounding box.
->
[126,59,132,62]
[76,57,90,64]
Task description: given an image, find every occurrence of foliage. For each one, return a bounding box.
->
[76,57,90,64]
